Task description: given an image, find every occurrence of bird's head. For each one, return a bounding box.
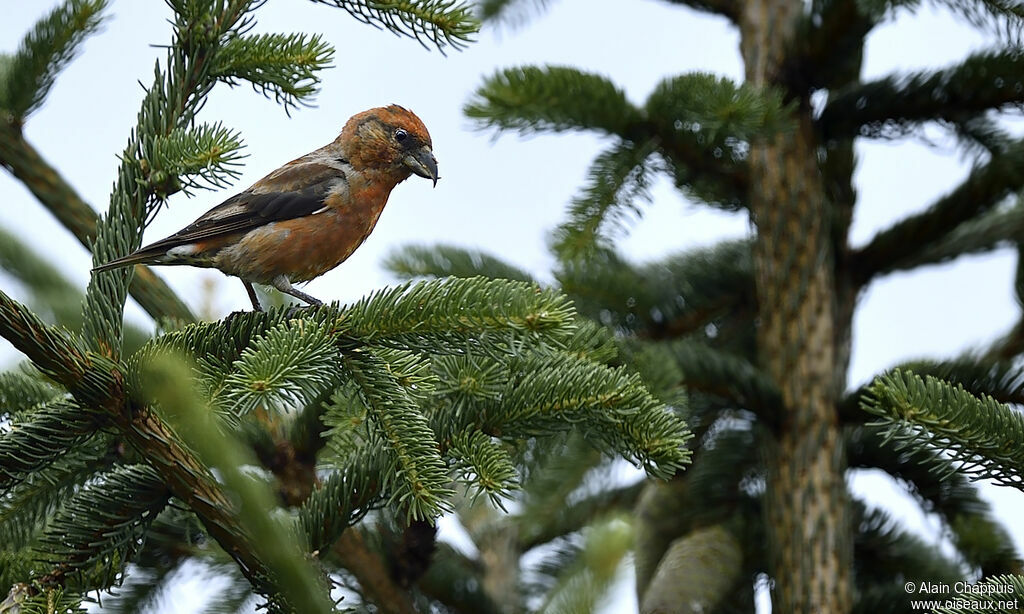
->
[336,105,439,187]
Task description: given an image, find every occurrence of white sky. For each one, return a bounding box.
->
[2,0,1024,612]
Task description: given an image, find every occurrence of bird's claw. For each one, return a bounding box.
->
[286,304,315,318]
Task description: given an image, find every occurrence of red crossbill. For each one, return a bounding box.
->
[94,105,438,311]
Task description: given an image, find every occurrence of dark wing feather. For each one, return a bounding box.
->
[147,184,329,247]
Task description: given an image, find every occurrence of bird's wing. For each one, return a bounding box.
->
[93,162,345,272]
[142,163,343,252]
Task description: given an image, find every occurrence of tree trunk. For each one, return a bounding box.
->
[739,1,853,611]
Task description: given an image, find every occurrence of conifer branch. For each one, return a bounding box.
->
[0,370,61,416]
[0,0,108,122]
[310,0,479,53]
[948,115,1020,156]
[534,517,632,613]
[191,567,254,614]
[213,33,335,111]
[510,435,600,533]
[862,369,1024,490]
[820,49,1024,141]
[0,289,95,390]
[148,123,247,193]
[467,68,760,208]
[0,586,84,614]
[477,0,555,25]
[559,240,754,339]
[669,339,782,422]
[485,353,692,478]
[0,124,195,323]
[847,426,1021,574]
[646,74,789,148]
[847,426,985,522]
[990,243,1024,360]
[850,138,1024,285]
[935,575,1024,613]
[337,277,577,353]
[854,505,965,604]
[646,73,785,209]
[217,318,342,417]
[797,0,876,90]
[0,224,155,351]
[36,465,170,591]
[466,66,644,137]
[84,562,181,614]
[552,140,660,258]
[928,0,1024,42]
[617,341,685,405]
[299,453,381,553]
[384,243,535,282]
[883,201,1024,272]
[0,401,101,489]
[1,286,319,606]
[342,351,453,519]
[448,430,519,507]
[84,2,276,357]
[144,355,337,613]
[0,440,114,549]
[518,481,645,552]
[841,357,1024,422]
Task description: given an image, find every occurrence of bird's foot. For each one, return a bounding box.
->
[223,307,263,328]
[285,303,315,318]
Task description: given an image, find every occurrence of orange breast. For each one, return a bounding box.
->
[213,181,394,284]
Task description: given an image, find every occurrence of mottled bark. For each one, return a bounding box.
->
[740,1,853,610]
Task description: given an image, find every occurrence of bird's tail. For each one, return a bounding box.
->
[92,250,161,273]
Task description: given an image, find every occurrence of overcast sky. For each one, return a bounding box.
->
[2,1,1024,612]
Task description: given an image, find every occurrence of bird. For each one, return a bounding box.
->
[93,105,438,311]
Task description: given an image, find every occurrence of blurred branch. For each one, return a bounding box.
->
[146,355,336,613]
[519,481,645,551]
[384,243,534,282]
[332,530,418,614]
[850,138,1024,286]
[892,202,1024,271]
[846,425,1021,575]
[0,122,195,323]
[419,542,502,614]
[0,0,108,121]
[0,287,304,603]
[669,339,782,424]
[820,49,1024,141]
[0,224,84,327]
[794,0,875,91]
[659,0,739,22]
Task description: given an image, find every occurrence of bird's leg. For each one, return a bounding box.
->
[271,275,323,307]
[242,280,263,312]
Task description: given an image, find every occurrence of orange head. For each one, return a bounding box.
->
[335,105,438,186]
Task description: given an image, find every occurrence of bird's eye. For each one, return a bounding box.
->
[394,128,408,143]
